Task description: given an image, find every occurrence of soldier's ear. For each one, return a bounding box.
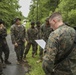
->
[53,19,56,23]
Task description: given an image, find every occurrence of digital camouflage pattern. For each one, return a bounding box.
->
[0,26,7,48]
[26,27,38,42]
[24,27,38,57]
[11,24,26,44]
[0,26,9,74]
[39,24,53,59]
[0,26,10,62]
[0,26,7,74]
[36,26,41,39]
[41,24,53,42]
[42,24,76,75]
[35,26,41,55]
[0,26,7,41]
[10,24,26,61]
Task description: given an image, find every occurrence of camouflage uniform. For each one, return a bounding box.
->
[0,26,10,74]
[35,25,41,54]
[0,33,3,75]
[10,24,26,62]
[42,24,76,75]
[0,26,10,63]
[36,21,41,39]
[24,27,38,57]
[0,60,2,75]
[39,24,52,59]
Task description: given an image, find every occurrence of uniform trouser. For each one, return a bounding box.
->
[15,44,25,62]
[0,47,3,74]
[2,42,9,62]
[39,47,43,60]
[39,39,47,60]
[24,42,36,56]
[0,62,3,75]
[35,43,38,54]
[42,60,52,75]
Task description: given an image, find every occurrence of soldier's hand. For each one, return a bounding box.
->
[14,42,18,47]
[0,27,2,29]
[0,26,2,29]
[0,24,4,29]
[0,24,4,28]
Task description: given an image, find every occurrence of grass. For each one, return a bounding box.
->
[7,27,10,34]
[25,47,45,75]
[25,22,31,30]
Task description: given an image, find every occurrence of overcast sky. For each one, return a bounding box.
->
[19,0,32,17]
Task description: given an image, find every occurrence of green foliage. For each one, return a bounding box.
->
[55,0,76,26]
[0,0,24,27]
[28,0,76,26]
[28,0,59,23]
[68,10,76,26]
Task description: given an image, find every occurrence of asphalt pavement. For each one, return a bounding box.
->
[3,34,30,75]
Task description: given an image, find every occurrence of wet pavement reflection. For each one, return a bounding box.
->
[3,34,29,75]
[3,65,26,75]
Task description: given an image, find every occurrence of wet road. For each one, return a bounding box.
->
[3,34,29,75]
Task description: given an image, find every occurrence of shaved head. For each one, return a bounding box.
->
[49,12,62,21]
[49,12,64,30]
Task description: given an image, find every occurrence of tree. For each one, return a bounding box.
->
[28,0,59,23]
[55,0,76,26]
[0,0,24,27]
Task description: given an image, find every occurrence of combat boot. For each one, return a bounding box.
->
[5,60,11,64]
[0,73,5,75]
[2,62,6,68]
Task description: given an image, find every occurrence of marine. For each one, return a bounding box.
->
[42,12,76,75]
[24,21,38,58]
[10,18,26,64]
